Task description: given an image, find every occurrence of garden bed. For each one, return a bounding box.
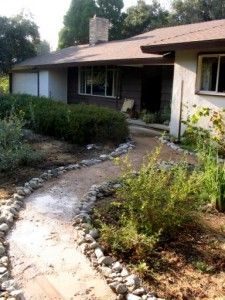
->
[0,131,114,200]
[92,195,225,300]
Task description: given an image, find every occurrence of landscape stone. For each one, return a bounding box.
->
[0,267,7,275]
[112,262,123,273]
[116,284,127,294]
[126,275,140,288]
[133,288,146,296]
[0,245,5,256]
[95,247,104,259]
[98,256,113,266]
[89,228,99,239]
[121,268,129,277]
[126,294,142,300]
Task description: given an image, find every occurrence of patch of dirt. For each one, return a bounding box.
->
[93,196,225,300]
[0,132,114,200]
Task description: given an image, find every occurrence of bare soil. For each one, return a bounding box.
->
[0,132,114,200]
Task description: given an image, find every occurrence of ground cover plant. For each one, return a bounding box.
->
[92,142,225,299]
[0,94,129,145]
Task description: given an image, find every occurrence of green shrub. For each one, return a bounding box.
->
[0,94,129,145]
[197,141,225,212]
[0,76,9,94]
[0,114,42,172]
[142,112,157,124]
[95,148,203,261]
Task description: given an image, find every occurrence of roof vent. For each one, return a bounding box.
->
[89,16,110,46]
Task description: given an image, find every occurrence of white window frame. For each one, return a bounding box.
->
[78,66,117,98]
[196,53,225,96]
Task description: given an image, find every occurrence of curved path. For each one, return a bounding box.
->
[8,129,186,300]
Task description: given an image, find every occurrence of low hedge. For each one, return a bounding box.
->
[0,94,129,145]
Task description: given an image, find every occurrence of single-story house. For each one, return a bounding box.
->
[11,17,225,137]
[11,17,174,118]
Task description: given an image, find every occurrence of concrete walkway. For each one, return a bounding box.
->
[8,130,184,300]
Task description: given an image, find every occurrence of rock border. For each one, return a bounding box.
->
[73,181,164,300]
[158,136,196,156]
[0,140,135,300]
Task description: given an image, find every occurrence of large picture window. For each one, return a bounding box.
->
[197,54,225,94]
[78,66,117,98]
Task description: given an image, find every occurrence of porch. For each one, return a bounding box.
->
[68,64,174,126]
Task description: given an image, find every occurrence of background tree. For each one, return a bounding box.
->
[0,14,40,74]
[170,0,225,25]
[36,40,50,55]
[96,0,125,40]
[122,0,169,38]
[58,0,97,49]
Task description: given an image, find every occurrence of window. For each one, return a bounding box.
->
[197,54,225,94]
[78,66,117,98]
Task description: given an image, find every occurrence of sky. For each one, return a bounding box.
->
[0,0,171,50]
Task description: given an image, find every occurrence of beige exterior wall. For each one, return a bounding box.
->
[39,71,49,97]
[12,72,38,96]
[170,49,225,137]
[49,69,67,103]
[12,69,67,103]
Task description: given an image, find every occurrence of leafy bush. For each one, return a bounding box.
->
[0,76,9,94]
[196,142,225,212]
[142,112,157,124]
[141,104,171,125]
[0,114,42,172]
[0,94,129,145]
[95,148,203,261]
[182,106,225,154]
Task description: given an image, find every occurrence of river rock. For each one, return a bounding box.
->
[116,284,127,294]
[133,288,146,296]
[0,245,5,256]
[126,294,142,300]
[98,256,113,266]
[0,267,7,274]
[95,247,104,259]
[112,262,123,273]
[126,275,140,288]
[89,228,99,239]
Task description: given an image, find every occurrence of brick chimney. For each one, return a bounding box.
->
[89,16,110,46]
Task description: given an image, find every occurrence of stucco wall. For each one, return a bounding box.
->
[170,49,225,137]
[49,69,67,103]
[12,72,38,96]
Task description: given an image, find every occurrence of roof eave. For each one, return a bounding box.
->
[141,39,225,54]
[12,56,175,72]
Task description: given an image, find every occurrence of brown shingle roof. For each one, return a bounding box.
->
[141,19,225,53]
[13,19,225,71]
[13,36,166,71]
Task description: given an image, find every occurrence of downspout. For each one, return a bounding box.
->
[9,73,12,94]
[37,71,40,97]
[178,80,184,142]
